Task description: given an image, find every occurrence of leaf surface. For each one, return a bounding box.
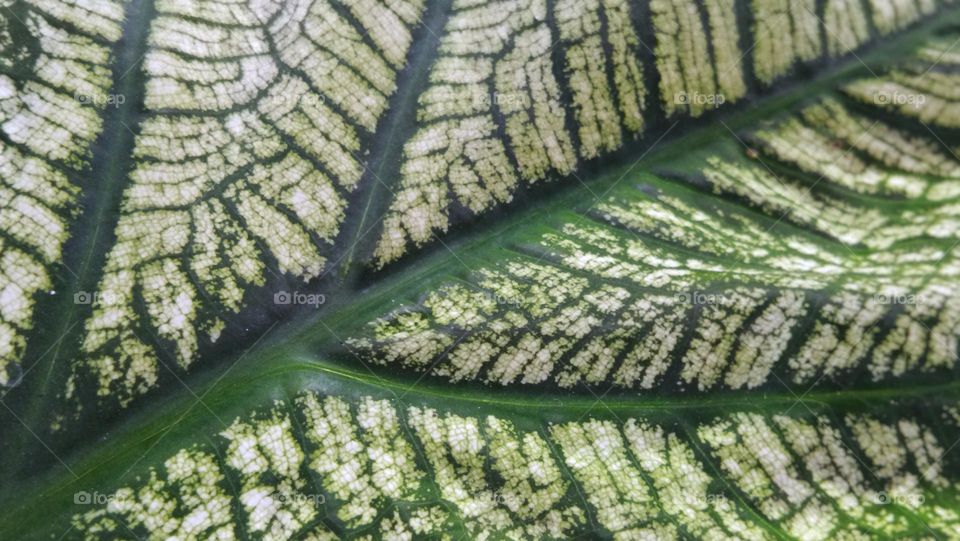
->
[1,0,960,539]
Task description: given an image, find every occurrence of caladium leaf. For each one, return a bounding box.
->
[1,0,959,539]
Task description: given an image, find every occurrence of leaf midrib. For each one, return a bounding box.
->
[0,351,956,538]
[335,0,454,277]
[2,0,156,481]
[257,359,960,412]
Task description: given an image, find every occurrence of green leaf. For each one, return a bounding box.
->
[1,0,960,538]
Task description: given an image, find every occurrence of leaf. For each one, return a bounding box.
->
[1,0,960,539]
